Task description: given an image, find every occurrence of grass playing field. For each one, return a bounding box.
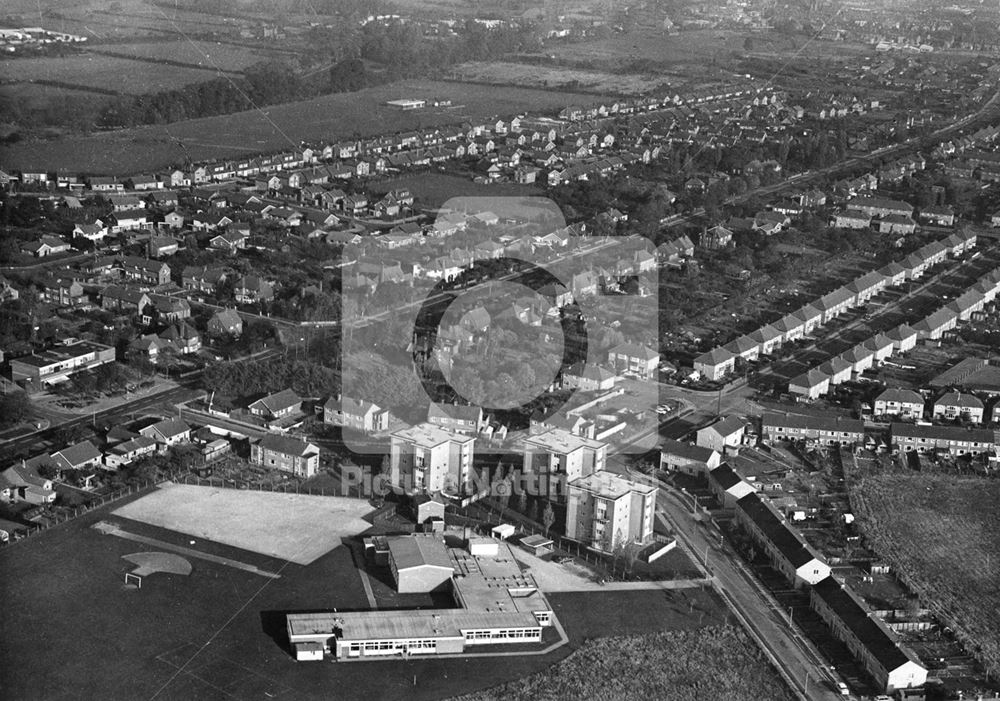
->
[0,486,735,700]
[113,483,373,565]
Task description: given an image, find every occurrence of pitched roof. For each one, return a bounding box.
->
[51,440,102,468]
[248,388,302,415]
[387,535,453,571]
[661,438,718,464]
[257,433,318,456]
[811,577,923,673]
[737,492,827,569]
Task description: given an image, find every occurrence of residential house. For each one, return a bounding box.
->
[696,416,746,454]
[694,347,736,381]
[761,411,864,445]
[660,439,721,480]
[251,434,320,478]
[323,396,389,433]
[932,392,985,424]
[708,462,756,508]
[427,403,486,435]
[562,362,616,392]
[233,275,274,303]
[139,418,191,449]
[248,388,302,421]
[873,388,925,419]
[891,423,996,455]
[810,577,927,694]
[735,492,831,587]
[207,308,243,337]
[607,343,659,379]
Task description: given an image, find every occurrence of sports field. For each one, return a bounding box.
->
[113,483,373,565]
[0,485,733,701]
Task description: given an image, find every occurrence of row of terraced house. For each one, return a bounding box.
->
[692,230,979,383]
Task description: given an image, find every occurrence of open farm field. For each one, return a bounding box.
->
[542,29,795,70]
[94,39,286,72]
[849,473,1000,678]
[0,52,227,95]
[452,625,796,701]
[0,82,108,110]
[4,0,274,40]
[0,79,604,175]
[450,61,671,95]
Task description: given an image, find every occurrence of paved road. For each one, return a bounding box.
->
[0,384,197,461]
[654,488,843,701]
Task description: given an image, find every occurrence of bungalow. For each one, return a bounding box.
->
[51,440,104,472]
[192,211,233,232]
[73,221,109,243]
[873,388,925,419]
[761,411,864,445]
[104,435,158,469]
[21,235,70,258]
[932,392,985,424]
[752,210,788,235]
[248,388,302,421]
[140,418,191,449]
[323,396,389,433]
[660,439,721,479]
[1,462,56,504]
[110,210,150,233]
[210,230,248,252]
[182,266,228,293]
[694,347,736,381]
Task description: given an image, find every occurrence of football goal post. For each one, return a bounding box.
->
[124,573,143,589]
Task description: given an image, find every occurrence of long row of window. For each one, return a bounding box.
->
[464,627,540,641]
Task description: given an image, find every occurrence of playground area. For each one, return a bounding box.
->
[112,483,374,565]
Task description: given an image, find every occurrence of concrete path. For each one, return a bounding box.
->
[508,543,710,593]
[93,520,282,579]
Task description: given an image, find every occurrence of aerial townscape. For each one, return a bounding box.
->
[2,0,1000,699]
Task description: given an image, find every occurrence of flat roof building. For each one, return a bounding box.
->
[10,340,116,390]
[390,423,475,495]
[565,471,656,553]
[286,540,554,661]
[522,429,607,500]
